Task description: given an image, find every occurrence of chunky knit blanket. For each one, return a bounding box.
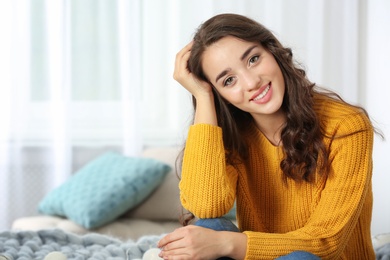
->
[376,243,390,260]
[0,229,162,260]
[1,229,389,259]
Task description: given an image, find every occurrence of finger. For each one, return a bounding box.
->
[175,41,193,61]
[160,237,187,252]
[181,40,194,53]
[160,248,191,260]
[177,50,191,70]
[173,52,191,83]
[158,229,185,248]
[175,45,191,71]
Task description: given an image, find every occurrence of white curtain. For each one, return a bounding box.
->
[365,0,390,236]
[1,0,389,235]
[0,0,145,230]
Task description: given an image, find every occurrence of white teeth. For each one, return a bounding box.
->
[253,85,270,101]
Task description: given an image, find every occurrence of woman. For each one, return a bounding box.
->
[157,13,376,259]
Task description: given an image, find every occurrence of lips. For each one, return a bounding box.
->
[250,83,271,101]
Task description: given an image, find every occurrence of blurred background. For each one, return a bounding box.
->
[0,0,389,236]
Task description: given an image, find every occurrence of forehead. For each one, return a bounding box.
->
[203,36,256,59]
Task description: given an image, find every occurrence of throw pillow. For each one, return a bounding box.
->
[38,151,171,229]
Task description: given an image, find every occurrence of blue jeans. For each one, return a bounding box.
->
[195,218,320,260]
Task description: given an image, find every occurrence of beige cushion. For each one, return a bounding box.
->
[124,147,183,221]
[372,232,390,248]
[12,215,181,240]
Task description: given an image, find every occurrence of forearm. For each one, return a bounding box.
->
[180,124,238,218]
[193,93,218,126]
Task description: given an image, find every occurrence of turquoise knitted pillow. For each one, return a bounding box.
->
[38,152,171,229]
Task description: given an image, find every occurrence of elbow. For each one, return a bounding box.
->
[181,197,234,219]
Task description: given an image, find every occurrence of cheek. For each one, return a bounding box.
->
[220,88,244,104]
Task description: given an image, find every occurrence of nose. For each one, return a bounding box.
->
[241,70,260,91]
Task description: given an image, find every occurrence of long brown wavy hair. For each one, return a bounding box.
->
[185,13,329,182]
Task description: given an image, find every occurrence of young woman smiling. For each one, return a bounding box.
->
[157,13,376,260]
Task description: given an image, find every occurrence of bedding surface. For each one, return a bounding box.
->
[376,243,390,260]
[1,229,389,259]
[0,229,162,260]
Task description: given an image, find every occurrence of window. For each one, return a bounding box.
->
[24,0,191,146]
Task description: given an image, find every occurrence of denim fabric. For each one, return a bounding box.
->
[195,218,320,260]
[195,217,239,232]
[276,251,321,260]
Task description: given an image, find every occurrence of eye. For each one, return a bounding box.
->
[223,76,235,87]
[249,55,259,65]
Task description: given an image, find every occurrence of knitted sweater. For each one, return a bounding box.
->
[179,95,375,259]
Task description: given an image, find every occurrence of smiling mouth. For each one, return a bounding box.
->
[252,84,271,101]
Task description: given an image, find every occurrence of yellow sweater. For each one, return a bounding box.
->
[179,95,375,259]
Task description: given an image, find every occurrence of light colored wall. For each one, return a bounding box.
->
[366,0,390,236]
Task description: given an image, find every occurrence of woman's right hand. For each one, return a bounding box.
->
[173,41,213,99]
[174,41,218,125]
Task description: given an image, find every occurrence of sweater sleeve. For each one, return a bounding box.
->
[179,124,238,218]
[243,111,374,259]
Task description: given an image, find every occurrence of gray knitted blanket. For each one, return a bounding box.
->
[376,243,390,260]
[1,229,389,259]
[0,229,162,260]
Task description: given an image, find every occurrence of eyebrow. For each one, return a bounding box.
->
[241,45,257,61]
[215,45,258,83]
[215,69,230,84]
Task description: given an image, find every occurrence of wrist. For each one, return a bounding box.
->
[193,89,214,103]
[193,93,218,125]
[218,231,247,259]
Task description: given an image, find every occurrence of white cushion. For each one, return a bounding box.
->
[12,215,181,241]
[372,232,390,248]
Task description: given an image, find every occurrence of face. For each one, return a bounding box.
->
[202,36,285,120]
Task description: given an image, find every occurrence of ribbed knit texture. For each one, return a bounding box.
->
[179,95,375,259]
